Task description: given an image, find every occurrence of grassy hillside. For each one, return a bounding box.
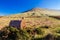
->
[0,8,60,30]
[0,8,60,40]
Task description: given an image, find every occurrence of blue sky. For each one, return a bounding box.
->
[37,0,60,10]
[0,0,60,16]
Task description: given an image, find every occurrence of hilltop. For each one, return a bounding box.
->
[6,8,60,17]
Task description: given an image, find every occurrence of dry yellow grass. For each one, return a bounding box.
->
[0,8,60,30]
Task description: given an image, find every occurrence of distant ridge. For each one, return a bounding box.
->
[6,8,60,17]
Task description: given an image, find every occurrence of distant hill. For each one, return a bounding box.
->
[6,8,60,17]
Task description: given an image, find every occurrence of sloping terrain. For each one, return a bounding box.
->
[0,8,60,30]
